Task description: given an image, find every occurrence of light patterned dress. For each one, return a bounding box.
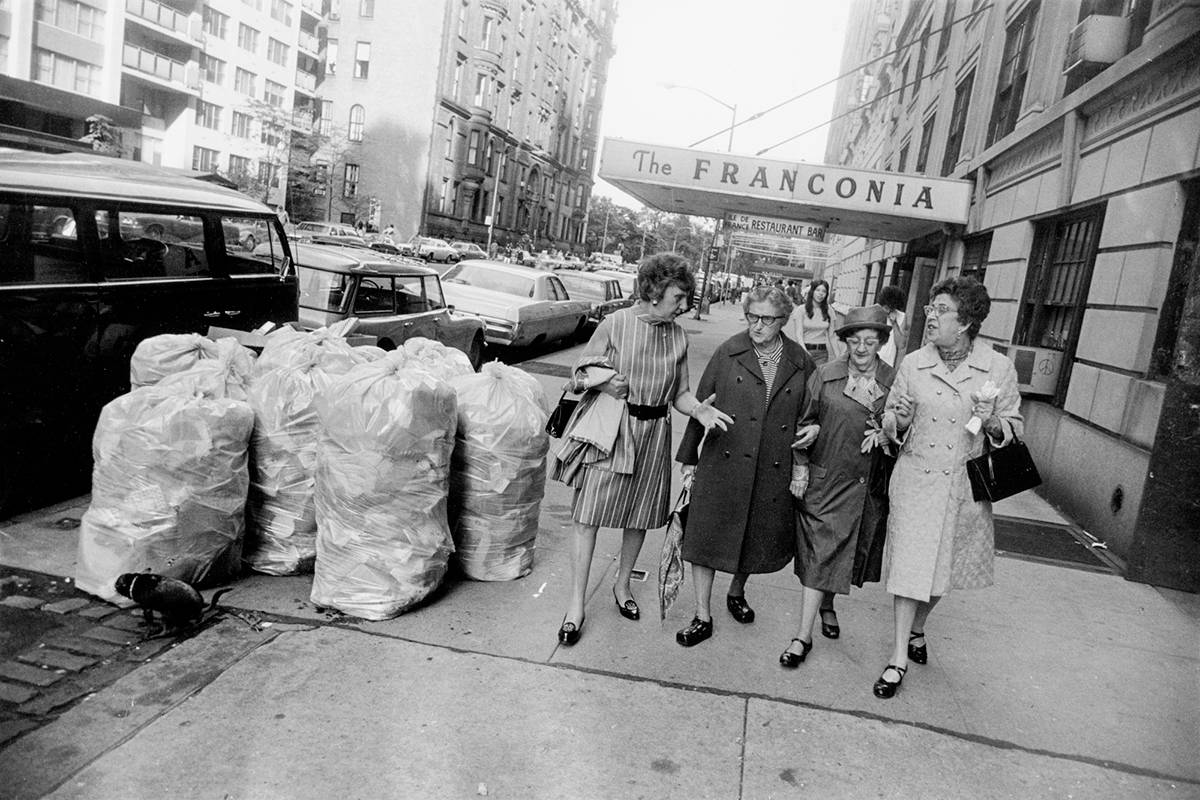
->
[572,307,689,530]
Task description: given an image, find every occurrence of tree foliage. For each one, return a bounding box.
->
[584,197,714,266]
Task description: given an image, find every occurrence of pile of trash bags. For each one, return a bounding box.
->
[75,326,551,618]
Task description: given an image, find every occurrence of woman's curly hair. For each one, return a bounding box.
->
[637,252,697,304]
[929,276,990,339]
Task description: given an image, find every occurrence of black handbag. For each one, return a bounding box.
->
[545,390,581,438]
[966,436,1042,503]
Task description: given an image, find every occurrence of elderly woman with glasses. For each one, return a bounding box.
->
[780,305,897,668]
[673,285,817,647]
[871,276,1023,698]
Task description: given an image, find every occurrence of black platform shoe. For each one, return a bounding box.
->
[558,615,585,646]
[872,664,907,698]
[779,637,812,668]
[819,607,840,639]
[908,631,928,665]
[676,616,713,647]
[726,594,755,624]
[613,587,640,621]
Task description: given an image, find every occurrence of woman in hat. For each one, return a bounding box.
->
[780,305,897,668]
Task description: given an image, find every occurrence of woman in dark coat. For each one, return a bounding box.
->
[780,305,896,668]
[674,285,817,647]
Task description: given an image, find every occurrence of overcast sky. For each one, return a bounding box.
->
[594,0,852,208]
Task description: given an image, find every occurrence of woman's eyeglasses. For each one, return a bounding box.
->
[745,313,787,326]
[923,303,956,317]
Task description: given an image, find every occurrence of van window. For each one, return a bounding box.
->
[298,266,349,312]
[395,275,430,314]
[96,209,212,280]
[220,215,285,275]
[0,203,89,284]
[352,276,395,314]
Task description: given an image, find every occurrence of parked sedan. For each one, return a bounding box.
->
[412,236,459,263]
[553,270,633,326]
[293,220,365,244]
[451,240,488,260]
[595,268,639,299]
[294,243,487,368]
[440,260,589,347]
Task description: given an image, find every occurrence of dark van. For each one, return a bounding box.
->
[0,149,297,516]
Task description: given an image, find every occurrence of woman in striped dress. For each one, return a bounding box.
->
[556,253,732,646]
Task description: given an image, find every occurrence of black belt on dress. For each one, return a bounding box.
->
[627,402,670,420]
[807,343,827,351]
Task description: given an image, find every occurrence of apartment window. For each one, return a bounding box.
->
[942,70,973,175]
[270,0,293,25]
[238,23,259,53]
[343,163,359,197]
[988,1,1038,146]
[325,39,338,76]
[960,232,991,283]
[915,114,936,174]
[485,138,495,174]
[897,59,909,104]
[232,111,252,138]
[445,118,455,158]
[313,163,328,196]
[203,7,228,39]
[234,68,255,96]
[195,101,221,130]
[473,73,490,106]
[36,0,105,40]
[258,161,278,188]
[263,80,285,107]
[912,22,931,99]
[353,42,370,79]
[897,142,910,173]
[328,0,340,19]
[242,0,263,9]
[936,0,955,61]
[200,54,225,85]
[228,154,251,176]
[452,55,465,100]
[1015,205,1105,401]
[33,49,98,94]
[451,182,460,215]
[481,16,495,49]
[458,1,468,37]
[267,38,289,67]
[439,178,450,212]
[192,146,219,172]
[467,130,481,165]
[348,104,364,141]
[261,122,283,148]
[319,99,333,135]
[359,0,374,16]
[513,50,521,78]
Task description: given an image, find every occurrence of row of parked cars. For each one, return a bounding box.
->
[289,222,491,266]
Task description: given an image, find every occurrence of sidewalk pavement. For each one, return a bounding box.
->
[1,302,1197,799]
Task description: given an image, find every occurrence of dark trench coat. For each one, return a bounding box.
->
[676,331,815,574]
[794,357,896,593]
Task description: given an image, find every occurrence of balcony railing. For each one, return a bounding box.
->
[126,0,192,38]
[123,43,189,86]
[295,69,317,93]
[300,0,322,15]
[298,31,319,54]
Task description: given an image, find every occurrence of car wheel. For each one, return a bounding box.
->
[377,338,397,351]
[467,334,485,371]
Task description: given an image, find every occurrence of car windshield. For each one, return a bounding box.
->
[298,266,350,312]
[443,263,535,297]
[556,275,605,301]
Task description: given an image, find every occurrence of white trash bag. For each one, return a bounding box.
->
[243,326,367,576]
[402,336,475,381]
[448,362,550,580]
[130,334,255,397]
[76,360,254,605]
[310,353,458,619]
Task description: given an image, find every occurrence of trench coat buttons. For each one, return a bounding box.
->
[943,469,951,475]
[936,390,942,395]
[950,418,957,423]
[858,476,866,484]
[929,442,936,448]
[723,450,730,458]
[736,376,742,383]
[947,443,954,449]
[785,388,791,393]
[924,468,931,474]
[780,424,787,431]
[932,416,938,422]
[773,461,780,467]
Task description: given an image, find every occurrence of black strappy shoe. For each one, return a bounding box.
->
[613,587,640,621]
[908,631,928,665]
[779,637,812,668]
[558,615,585,646]
[873,664,907,698]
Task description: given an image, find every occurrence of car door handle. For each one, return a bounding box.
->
[203,311,222,318]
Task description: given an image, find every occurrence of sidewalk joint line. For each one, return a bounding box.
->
[737,696,749,800]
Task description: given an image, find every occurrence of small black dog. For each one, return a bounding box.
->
[114,572,232,634]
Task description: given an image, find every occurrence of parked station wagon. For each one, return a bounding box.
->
[294,243,486,368]
[0,148,297,516]
[553,270,633,327]
[440,259,589,347]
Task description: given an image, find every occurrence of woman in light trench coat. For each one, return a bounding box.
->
[873,277,1023,699]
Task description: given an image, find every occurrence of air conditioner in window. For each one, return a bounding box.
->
[1063,15,1130,74]
[995,344,1063,396]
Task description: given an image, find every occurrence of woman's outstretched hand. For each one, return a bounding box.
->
[791,424,820,450]
[693,393,733,431]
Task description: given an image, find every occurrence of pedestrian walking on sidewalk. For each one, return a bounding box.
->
[674,285,816,648]
[872,277,1023,698]
[788,279,842,366]
[877,286,910,368]
[553,253,733,646]
[780,305,896,668]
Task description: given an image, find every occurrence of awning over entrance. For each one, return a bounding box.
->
[598,138,972,242]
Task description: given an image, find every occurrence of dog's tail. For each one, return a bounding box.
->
[206,587,234,612]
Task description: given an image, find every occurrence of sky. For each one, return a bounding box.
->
[593,0,852,209]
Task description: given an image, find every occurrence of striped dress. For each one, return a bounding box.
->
[572,307,689,530]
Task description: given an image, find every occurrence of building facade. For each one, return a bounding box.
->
[823,0,1200,589]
